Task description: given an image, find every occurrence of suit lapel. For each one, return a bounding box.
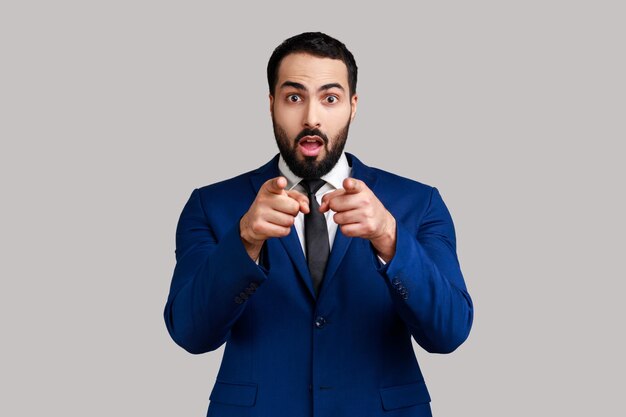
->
[250,155,316,300]
[278,228,316,299]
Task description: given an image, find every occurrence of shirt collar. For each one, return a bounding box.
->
[278,152,351,191]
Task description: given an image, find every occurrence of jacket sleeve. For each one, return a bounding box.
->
[163,188,268,354]
[376,187,474,353]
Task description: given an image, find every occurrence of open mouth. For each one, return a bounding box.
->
[298,136,324,157]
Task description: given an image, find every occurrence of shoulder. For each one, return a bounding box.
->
[197,169,253,197]
[196,155,278,200]
[348,152,435,195]
[371,166,433,191]
[370,166,438,215]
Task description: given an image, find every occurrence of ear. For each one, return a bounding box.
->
[349,93,358,122]
[269,93,274,116]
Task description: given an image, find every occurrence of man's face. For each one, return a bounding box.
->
[270,53,358,179]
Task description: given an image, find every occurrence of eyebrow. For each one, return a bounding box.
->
[279,81,345,93]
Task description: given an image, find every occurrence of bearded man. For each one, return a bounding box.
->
[164,32,473,417]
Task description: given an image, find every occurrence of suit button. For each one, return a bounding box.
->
[392,278,402,287]
[401,292,409,300]
[399,287,408,295]
[234,296,243,304]
[314,316,327,328]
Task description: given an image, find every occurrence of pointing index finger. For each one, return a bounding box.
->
[343,177,363,194]
[266,176,287,195]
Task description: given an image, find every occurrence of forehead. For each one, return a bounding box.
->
[277,53,349,89]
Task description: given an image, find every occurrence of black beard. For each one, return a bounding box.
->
[272,118,350,180]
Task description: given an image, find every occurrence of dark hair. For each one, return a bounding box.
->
[267,32,358,97]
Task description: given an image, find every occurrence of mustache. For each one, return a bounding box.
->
[295,128,328,145]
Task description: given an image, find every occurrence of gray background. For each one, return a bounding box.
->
[1,1,624,415]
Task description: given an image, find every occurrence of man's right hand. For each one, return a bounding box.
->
[240,176,309,261]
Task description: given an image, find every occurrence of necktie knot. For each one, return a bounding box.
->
[300,179,326,196]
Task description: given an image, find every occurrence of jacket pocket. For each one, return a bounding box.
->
[379,380,431,411]
[209,380,258,407]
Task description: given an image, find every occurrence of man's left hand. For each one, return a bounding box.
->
[319,178,397,263]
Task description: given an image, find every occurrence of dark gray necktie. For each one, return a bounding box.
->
[300,179,330,295]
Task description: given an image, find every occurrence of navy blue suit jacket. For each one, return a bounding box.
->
[164,153,473,417]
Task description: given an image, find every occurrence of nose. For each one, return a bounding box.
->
[303,100,321,129]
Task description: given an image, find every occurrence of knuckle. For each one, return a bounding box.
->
[251,223,262,235]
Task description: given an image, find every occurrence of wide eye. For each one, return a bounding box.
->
[288,94,301,103]
[325,95,338,104]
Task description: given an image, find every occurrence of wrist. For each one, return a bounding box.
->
[371,213,396,263]
[240,215,264,260]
